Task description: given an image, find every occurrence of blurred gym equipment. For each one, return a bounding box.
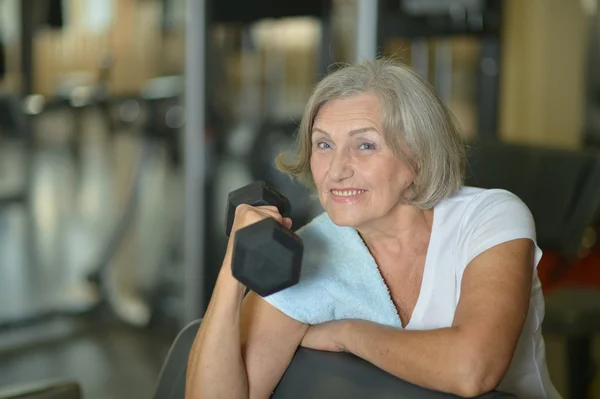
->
[0,92,156,330]
[213,0,327,23]
[0,41,6,82]
[0,3,187,328]
[141,76,185,168]
[583,0,600,147]
[0,95,33,207]
[379,0,503,138]
[1,0,194,331]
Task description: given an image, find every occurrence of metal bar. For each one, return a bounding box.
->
[566,337,594,399]
[355,0,379,62]
[264,35,286,120]
[240,26,261,121]
[411,39,429,79]
[477,37,500,139]
[583,0,600,146]
[19,0,36,274]
[0,192,27,207]
[317,3,334,77]
[434,39,453,104]
[20,0,34,95]
[183,0,206,325]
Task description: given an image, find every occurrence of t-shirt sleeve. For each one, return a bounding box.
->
[459,190,543,271]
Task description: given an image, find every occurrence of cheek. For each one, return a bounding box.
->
[373,162,413,198]
[365,159,401,185]
[310,155,326,185]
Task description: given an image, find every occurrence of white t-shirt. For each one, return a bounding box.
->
[264,186,561,399]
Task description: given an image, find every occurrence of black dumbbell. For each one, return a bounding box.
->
[226,181,304,297]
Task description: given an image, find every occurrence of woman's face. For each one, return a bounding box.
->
[310,93,415,228]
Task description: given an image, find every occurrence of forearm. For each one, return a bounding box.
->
[186,253,249,399]
[341,321,485,396]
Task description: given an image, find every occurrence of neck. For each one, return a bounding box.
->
[357,204,434,258]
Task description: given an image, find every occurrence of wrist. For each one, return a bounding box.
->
[337,320,353,353]
[216,255,247,299]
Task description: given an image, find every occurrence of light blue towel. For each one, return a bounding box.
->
[263,212,402,328]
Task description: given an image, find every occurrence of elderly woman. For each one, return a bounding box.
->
[185,58,560,399]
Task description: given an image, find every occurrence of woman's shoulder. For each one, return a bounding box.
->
[441,186,532,221]
[444,186,525,205]
[443,186,539,267]
[435,186,536,250]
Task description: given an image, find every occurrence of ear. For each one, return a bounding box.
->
[400,181,416,202]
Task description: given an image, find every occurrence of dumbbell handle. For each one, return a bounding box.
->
[225,181,291,237]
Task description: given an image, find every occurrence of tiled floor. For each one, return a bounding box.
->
[0,107,595,399]
[0,317,171,399]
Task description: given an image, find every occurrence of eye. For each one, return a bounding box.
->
[316,142,331,149]
[359,142,376,150]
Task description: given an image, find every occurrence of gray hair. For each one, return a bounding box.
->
[275,57,466,209]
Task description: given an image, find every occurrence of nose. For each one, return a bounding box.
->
[327,148,354,182]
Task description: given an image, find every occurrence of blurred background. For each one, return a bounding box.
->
[0,0,599,398]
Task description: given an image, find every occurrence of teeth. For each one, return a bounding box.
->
[331,189,365,197]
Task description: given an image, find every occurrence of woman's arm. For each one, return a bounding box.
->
[185,260,308,399]
[241,291,309,398]
[185,253,249,398]
[304,238,533,397]
[185,205,309,399]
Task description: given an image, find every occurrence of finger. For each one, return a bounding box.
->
[255,205,280,213]
[256,211,291,230]
[236,204,278,218]
[282,217,293,230]
[254,208,284,222]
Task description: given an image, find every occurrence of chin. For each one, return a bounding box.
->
[326,209,366,228]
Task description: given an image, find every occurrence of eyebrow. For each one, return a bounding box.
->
[312,127,379,137]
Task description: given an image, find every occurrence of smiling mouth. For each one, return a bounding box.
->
[330,189,367,197]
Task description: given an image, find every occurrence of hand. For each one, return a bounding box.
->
[300,320,347,353]
[231,204,293,235]
[226,204,293,255]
